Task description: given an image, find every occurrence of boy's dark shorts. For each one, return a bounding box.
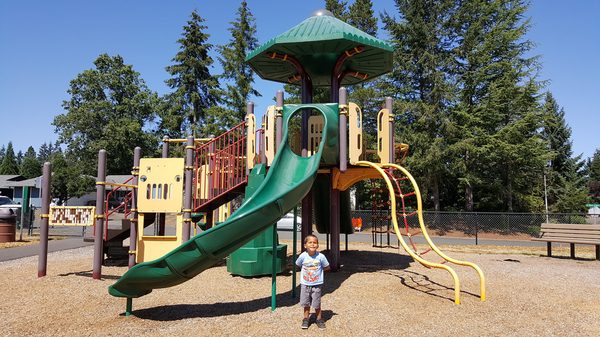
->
[299,284,323,308]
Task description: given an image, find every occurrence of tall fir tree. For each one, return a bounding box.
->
[448,0,548,211]
[382,0,457,211]
[208,1,260,135]
[0,142,20,175]
[20,146,42,179]
[588,149,600,203]
[541,92,588,212]
[325,0,349,21]
[163,10,219,138]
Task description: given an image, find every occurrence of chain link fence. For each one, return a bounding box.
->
[351,210,596,241]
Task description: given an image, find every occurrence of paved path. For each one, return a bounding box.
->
[0,237,93,263]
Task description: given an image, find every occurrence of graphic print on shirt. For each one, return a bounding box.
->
[302,259,321,283]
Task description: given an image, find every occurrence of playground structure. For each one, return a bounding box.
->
[36,10,485,312]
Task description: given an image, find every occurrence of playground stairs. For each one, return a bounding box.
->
[84,214,156,266]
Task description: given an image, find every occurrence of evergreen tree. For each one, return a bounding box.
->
[0,145,5,163]
[540,92,588,211]
[209,1,260,134]
[382,0,456,211]
[53,54,159,174]
[20,146,42,179]
[448,0,548,211]
[0,142,20,175]
[588,149,600,203]
[325,0,349,21]
[163,10,219,138]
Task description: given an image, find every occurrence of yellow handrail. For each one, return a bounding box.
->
[356,160,462,304]
[382,163,486,302]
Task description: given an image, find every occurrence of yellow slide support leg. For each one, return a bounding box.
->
[382,163,486,302]
[356,161,462,304]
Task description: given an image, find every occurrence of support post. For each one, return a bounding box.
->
[37,162,51,277]
[301,79,313,246]
[339,87,348,172]
[271,222,277,311]
[93,150,107,280]
[276,90,284,151]
[183,136,194,241]
[570,243,575,259]
[292,206,298,298]
[330,177,340,271]
[129,147,141,268]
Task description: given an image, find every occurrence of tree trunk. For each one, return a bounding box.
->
[465,183,473,212]
[432,175,440,211]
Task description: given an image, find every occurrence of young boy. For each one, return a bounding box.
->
[295,234,330,329]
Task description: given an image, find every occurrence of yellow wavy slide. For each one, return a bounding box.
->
[356,161,486,304]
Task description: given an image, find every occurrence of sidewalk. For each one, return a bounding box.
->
[0,237,94,263]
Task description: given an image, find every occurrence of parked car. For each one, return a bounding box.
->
[276,212,302,231]
[0,196,21,220]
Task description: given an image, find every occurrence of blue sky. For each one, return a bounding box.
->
[0,0,598,160]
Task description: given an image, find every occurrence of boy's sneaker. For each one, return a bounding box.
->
[315,319,326,329]
[301,318,310,329]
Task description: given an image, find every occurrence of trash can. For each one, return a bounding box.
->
[0,217,17,243]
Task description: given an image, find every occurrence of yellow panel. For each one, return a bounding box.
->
[308,115,324,156]
[137,158,184,213]
[377,108,390,163]
[263,106,276,166]
[348,102,363,165]
[246,113,256,171]
[136,213,183,263]
[196,163,209,200]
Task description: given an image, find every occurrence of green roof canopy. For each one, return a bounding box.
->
[246,11,394,87]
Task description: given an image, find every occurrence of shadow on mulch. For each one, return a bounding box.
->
[58,269,121,280]
[132,249,415,321]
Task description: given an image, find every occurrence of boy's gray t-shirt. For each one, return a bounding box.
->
[296,251,329,286]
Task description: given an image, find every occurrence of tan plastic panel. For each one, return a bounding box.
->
[377,108,390,163]
[136,213,183,263]
[137,158,184,213]
[263,106,276,166]
[308,115,324,156]
[246,113,256,170]
[348,102,363,165]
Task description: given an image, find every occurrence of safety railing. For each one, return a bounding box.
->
[194,121,247,210]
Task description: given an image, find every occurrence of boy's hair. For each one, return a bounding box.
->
[304,234,318,244]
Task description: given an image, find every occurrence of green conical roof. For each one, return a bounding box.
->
[246,11,394,87]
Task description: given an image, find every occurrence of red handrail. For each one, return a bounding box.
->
[194,121,248,210]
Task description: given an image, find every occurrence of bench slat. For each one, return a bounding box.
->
[539,232,600,239]
[540,228,600,236]
[541,223,600,231]
[532,237,600,245]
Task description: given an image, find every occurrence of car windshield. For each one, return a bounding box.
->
[0,197,15,206]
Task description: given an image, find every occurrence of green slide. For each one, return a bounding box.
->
[109,104,338,298]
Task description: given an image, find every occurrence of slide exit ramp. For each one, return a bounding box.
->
[109,104,338,298]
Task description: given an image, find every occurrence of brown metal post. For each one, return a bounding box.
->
[183,136,194,241]
[301,76,314,246]
[37,162,51,277]
[386,97,394,163]
[330,177,340,270]
[93,150,107,280]
[128,147,141,268]
[276,90,284,151]
[339,87,348,172]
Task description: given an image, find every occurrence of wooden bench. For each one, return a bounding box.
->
[531,223,600,260]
